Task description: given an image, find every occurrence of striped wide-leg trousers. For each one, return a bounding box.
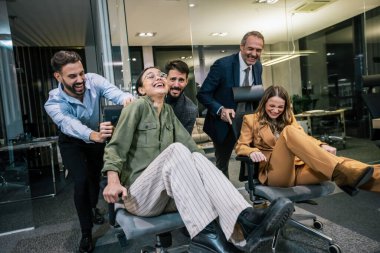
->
[123,142,250,242]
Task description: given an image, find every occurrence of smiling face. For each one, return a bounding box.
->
[167,69,188,98]
[240,35,264,66]
[137,68,168,97]
[54,61,86,99]
[265,96,286,119]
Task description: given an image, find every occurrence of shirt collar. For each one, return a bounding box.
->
[239,52,250,72]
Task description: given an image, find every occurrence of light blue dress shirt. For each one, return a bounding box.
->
[44,73,133,142]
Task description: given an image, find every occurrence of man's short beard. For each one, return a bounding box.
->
[62,80,86,96]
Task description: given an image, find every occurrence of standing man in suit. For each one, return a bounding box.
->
[197,31,264,178]
[165,60,198,134]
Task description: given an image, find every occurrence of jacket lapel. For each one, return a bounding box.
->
[233,54,240,87]
[260,124,276,148]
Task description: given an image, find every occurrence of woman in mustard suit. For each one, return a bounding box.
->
[235,85,380,196]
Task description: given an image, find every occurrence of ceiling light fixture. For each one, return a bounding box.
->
[254,0,279,4]
[136,32,156,37]
[210,32,228,37]
[262,54,301,66]
[262,50,316,66]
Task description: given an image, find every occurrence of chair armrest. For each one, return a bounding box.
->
[100,177,116,226]
[236,155,261,199]
[236,155,251,162]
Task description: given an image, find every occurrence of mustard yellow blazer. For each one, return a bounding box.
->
[235,113,325,184]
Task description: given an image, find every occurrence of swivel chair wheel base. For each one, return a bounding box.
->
[328,243,342,253]
[313,219,323,230]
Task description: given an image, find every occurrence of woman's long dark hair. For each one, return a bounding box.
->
[256,85,294,133]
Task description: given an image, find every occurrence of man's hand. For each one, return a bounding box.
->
[89,121,114,143]
[123,97,134,107]
[220,108,235,125]
[103,171,128,203]
[249,151,267,162]
[321,144,337,155]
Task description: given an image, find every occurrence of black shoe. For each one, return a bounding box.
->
[92,208,104,225]
[79,234,94,253]
[189,221,242,253]
[238,198,294,252]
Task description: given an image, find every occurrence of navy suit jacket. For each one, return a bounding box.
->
[196,53,263,144]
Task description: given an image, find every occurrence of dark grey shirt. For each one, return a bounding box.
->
[166,93,198,134]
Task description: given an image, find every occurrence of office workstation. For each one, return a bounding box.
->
[1,0,380,252]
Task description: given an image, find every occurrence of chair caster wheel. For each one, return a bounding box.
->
[328,243,342,253]
[313,219,323,229]
[141,245,155,253]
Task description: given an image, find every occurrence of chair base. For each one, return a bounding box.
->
[280,217,342,253]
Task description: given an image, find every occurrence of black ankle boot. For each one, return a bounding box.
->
[189,220,242,253]
[238,198,294,252]
[79,233,93,253]
[92,208,104,225]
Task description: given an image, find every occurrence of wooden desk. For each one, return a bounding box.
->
[373,118,380,129]
[295,109,346,139]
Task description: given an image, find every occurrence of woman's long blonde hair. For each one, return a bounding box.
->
[256,85,294,132]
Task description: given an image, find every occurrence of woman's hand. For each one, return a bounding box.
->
[103,171,128,203]
[249,151,267,162]
[321,144,337,155]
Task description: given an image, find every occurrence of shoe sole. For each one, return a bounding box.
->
[245,198,294,252]
[340,166,374,196]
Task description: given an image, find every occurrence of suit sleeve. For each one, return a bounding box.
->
[196,59,224,115]
[235,115,260,156]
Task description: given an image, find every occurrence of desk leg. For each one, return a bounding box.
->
[307,116,312,136]
[49,143,56,196]
[340,112,346,139]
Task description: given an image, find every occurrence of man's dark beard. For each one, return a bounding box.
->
[62,80,86,97]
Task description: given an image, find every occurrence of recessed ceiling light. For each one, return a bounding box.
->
[189,3,195,7]
[210,32,228,37]
[136,32,156,37]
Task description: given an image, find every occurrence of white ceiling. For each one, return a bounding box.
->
[5,0,380,47]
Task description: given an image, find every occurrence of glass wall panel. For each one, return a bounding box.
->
[112,0,380,140]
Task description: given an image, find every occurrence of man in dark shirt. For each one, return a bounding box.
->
[165,60,198,134]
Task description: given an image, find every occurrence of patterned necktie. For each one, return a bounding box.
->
[243,67,250,86]
[237,67,252,113]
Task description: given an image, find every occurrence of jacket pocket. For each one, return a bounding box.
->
[136,121,157,147]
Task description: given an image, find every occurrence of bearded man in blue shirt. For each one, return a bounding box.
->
[44,50,133,253]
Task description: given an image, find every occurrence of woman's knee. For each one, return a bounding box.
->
[167,142,191,155]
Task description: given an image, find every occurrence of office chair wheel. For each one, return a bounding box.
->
[328,243,342,253]
[313,219,323,230]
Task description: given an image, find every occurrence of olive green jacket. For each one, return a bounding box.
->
[102,96,202,186]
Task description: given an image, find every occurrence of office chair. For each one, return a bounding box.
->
[100,176,187,253]
[101,106,189,253]
[232,86,341,253]
[362,74,380,148]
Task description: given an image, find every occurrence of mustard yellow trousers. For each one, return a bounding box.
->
[266,125,380,192]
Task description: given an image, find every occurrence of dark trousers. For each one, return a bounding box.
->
[213,127,236,178]
[58,133,105,233]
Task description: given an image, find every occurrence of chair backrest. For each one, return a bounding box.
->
[231,85,264,140]
[103,105,123,126]
[231,85,264,182]
[362,74,380,118]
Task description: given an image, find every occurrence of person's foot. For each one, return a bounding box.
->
[333,164,374,196]
[189,220,243,253]
[92,208,104,225]
[79,233,93,253]
[237,198,294,251]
